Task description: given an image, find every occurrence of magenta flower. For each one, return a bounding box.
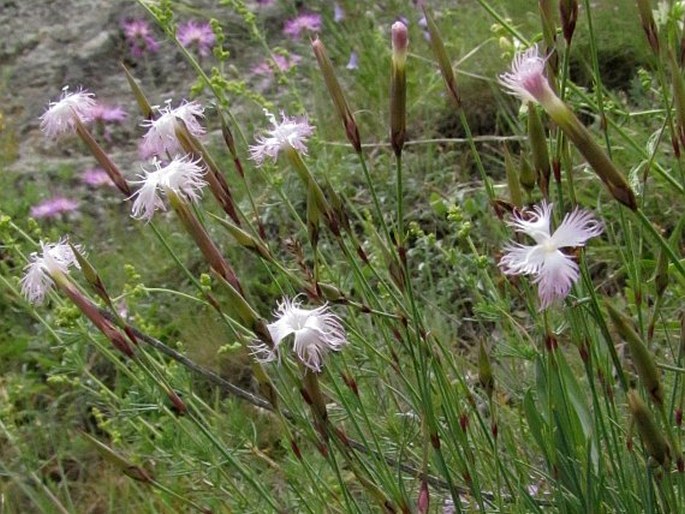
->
[89,103,128,124]
[177,20,216,57]
[40,86,96,140]
[253,297,347,372]
[130,154,206,221]
[81,167,115,187]
[251,54,301,75]
[20,238,82,305]
[140,100,205,159]
[346,51,359,70]
[283,13,322,39]
[30,197,80,219]
[499,201,603,309]
[248,111,314,166]
[499,45,555,105]
[121,18,160,57]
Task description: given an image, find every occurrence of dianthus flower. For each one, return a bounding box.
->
[30,197,80,219]
[40,86,96,140]
[248,110,314,166]
[284,13,322,39]
[129,154,206,220]
[498,45,556,106]
[140,100,205,158]
[346,51,359,70]
[499,201,603,309]
[254,297,347,372]
[177,20,216,57]
[121,18,160,57]
[20,239,81,305]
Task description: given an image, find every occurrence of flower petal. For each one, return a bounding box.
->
[534,250,579,309]
[550,207,603,248]
[508,201,553,244]
[499,243,547,276]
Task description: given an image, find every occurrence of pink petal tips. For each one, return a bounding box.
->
[248,110,314,166]
[20,239,81,305]
[498,46,555,105]
[498,201,603,309]
[40,86,96,139]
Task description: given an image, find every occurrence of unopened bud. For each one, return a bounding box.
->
[559,0,579,45]
[636,0,660,55]
[628,390,670,468]
[390,22,408,157]
[121,63,153,119]
[417,480,429,514]
[519,151,537,191]
[528,104,551,196]
[607,302,663,404]
[503,144,523,208]
[312,38,361,152]
[422,7,460,106]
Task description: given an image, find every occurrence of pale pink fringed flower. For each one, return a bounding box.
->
[498,45,556,106]
[140,100,205,158]
[499,201,603,309]
[248,111,314,165]
[21,239,81,305]
[129,154,206,221]
[40,86,96,139]
[254,297,347,372]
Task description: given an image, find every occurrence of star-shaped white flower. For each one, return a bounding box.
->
[248,110,314,166]
[499,45,555,105]
[20,239,82,304]
[140,100,205,158]
[129,154,206,221]
[499,201,603,309]
[40,86,96,139]
[254,297,347,372]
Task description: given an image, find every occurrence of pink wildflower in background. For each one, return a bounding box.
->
[20,238,81,305]
[130,154,206,221]
[30,197,80,219]
[121,18,160,57]
[89,103,128,124]
[248,110,314,166]
[251,54,302,75]
[40,86,96,139]
[140,100,205,158]
[177,20,216,57]
[253,297,347,372]
[283,13,322,39]
[81,167,114,187]
[498,201,603,309]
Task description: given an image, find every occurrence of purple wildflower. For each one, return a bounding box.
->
[334,3,345,23]
[81,167,115,187]
[283,12,322,39]
[177,20,216,57]
[346,51,359,70]
[89,103,128,124]
[30,197,80,219]
[121,18,160,57]
[252,54,302,75]
[40,86,96,140]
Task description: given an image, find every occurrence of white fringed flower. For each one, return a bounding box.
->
[248,110,314,166]
[498,201,603,309]
[20,239,81,304]
[129,155,206,220]
[40,86,96,139]
[255,297,347,372]
[499,46,555,105]
[140,100,205,158]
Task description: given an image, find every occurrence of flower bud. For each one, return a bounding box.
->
[422,7,461,107]
[121,63,153,119]
[636,0,660,55]
[518,151,537,192]
[607,302,663,404]
[209,213,272,261]
[503,144,523,207]
[628,390,670,468]
[312,37,361,152]
[527,103,551,196]
[390,21,408,157]
[559,0,579,45]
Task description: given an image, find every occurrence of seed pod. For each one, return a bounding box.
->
[628,390,670,468]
